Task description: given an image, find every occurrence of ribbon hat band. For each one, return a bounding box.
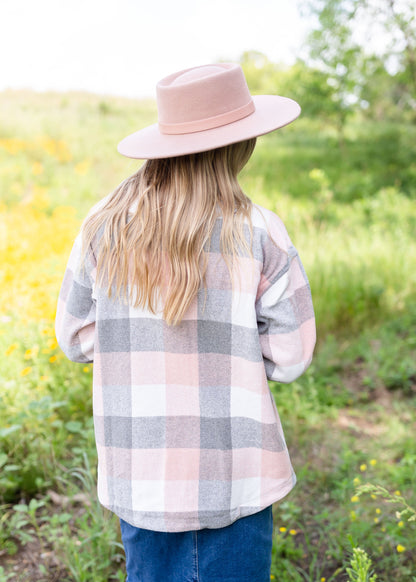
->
[158,100,255,135]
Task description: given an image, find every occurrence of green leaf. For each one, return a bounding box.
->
[12,504,28,512]
[0,425,21,438]
[4,465,20,472]
[65,420,83,433]
[0,453,8,468]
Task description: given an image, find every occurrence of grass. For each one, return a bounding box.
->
[0,89,415,580]
[269,314,416,580]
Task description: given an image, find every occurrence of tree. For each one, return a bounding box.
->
[279,61,349,126]
[300,0,416,121]
[239,52,346,127]
[239,51,280,94]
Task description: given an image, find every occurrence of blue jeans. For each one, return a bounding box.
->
[119,505,273,582]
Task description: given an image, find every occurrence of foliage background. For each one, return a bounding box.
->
[1,1,416,579]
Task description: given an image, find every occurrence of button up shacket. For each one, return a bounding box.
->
[56,203,316,532]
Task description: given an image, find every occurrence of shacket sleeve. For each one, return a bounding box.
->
[55,233,96,363]
[255,211,316,383]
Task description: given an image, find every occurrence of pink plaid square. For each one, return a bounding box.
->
[165,449,200,480]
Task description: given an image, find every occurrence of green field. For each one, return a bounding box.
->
[1,90,415,581]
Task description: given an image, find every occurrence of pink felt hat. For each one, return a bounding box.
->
[117,63,300,159]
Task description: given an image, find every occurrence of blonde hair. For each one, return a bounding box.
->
[82,138,256,325]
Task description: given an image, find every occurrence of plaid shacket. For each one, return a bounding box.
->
[56,203,316,532]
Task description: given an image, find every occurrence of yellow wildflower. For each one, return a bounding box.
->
[289,529,297,536]
[49,355,57,363]
[47,338,58,350]
[398,521,404,528]
[279,526,287,533]
[44,138,72,163]
[351,496,359,503]
[270,576,276,581]
[5,343,18,356]
[74,160,91,175]
[371,494,377,499]
[376,508,381,514]
[394,490,401,496]
[359,463,367,472]
[396,545,406,553]
[0,202,79,321]
[353,477,360,486]
[321,578,326,582]
[374,517,379,524]
[83,366,90,373]
[40,375,49,382]
[369,459,377,466]
[32,162,44,175]
[20,366,32,376]
[24,346,39,359]
[0,137,26,154]
[350,510,357,521]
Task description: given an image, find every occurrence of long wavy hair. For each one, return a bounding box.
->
[82,138,256,325]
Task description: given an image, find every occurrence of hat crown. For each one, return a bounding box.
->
[171,65,224,85]
[156,63,255,135]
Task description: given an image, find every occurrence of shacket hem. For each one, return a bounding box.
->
[99,472,296,533]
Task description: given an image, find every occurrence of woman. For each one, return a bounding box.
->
[56,62,316,582]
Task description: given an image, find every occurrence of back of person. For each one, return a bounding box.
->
[56,63,316,582]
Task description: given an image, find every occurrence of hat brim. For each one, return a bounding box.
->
[117,95,300,159]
